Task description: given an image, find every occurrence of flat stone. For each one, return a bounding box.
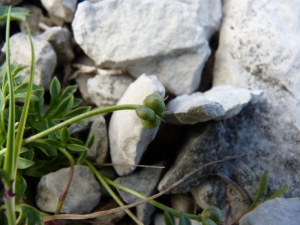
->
[115,163,164,225]
[37,26,74,65]
[87,73,135,108]
[212,0,300,200]
[86,115,108,164]
[240,198,300,225]
[3,33,56,89]
[36,165,101,214]
[165,85,263,124]
[109,74,165,176]
[158,122,223,193]
[41,0,77,23]
[72,0,222,95]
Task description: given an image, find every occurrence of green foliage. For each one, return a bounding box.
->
[201,206,222,224]
[0,6,29,22]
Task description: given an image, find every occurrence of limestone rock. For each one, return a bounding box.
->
[115,163,164,225]
[158,122,223,193]
[3,33,56,89]
[87,73,135,108]
[86,115,108,164]
[240,198,300,225]
[72,0,222,95]
[109,74,165,176]
[36,165,101,214]
[37,26,74,65]
[165,85,263,124]
[212,0,300,200]
[41,0,77,23]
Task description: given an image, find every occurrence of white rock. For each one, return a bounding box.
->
[87,73,135,108]
[36,165,101,214]
[115,163,164,225]
[41,0,77,23]
[165,85,263,124]
[3,33,56,89]
[109,74,165,176]
[240,198,300,225]
[212,0,300,199]
[86,115,108,164]
[37,26,74,65]
[76,73,94,104]
[72,0,222,95]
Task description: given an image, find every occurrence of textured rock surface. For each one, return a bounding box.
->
[158,122,223,193]
[212,0,300,199]
[86,115,108,164]
[3,33,56,89]
[191,177,250,224]
[109,74,165,176]
[36,165,101,214]
[73,0,222,95]
[37,26,74,65]
[165,85,263,124]
[240,198,300,225]
[41,0,77,23]
[87,73,134,107]
[115,163,164,225]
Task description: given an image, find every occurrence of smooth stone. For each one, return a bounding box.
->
[109,74,165,176]
[72,0,222,95]
[240,198,300,225]
[87,73,135,108]
[165,85,263,124]
[158,122,223,193]
[41,0,77,23]
[36,165,101,214]
[2,33,56,89]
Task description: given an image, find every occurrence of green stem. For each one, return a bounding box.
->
[85,160,143,225]
[0,104,139,157]
[25,104,138,144]
[3,6,16,225]
[102,174,202,221]
[55,148,75,215]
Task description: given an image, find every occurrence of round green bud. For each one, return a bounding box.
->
[202,217,217,225]
[136,106,156,121]
[143,93,165,114]
[140,118,160,129]
[201,206,222,224]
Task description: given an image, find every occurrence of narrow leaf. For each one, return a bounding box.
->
[60,127,70,145]
[77,151,87,164]
[66,144,89,152]
[179,213,191,225]
[164,209,176,225]
[17,204,43,225]
[17,158,35,169]
[49,77,61,103]
[49,96,73,119]
[86,133,95,148]
[250,170,268,209]
[266,185,288,201]
[15,174,27,203]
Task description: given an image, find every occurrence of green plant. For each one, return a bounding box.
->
[0,5,224,225]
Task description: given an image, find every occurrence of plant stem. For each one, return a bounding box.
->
[0,105,139,156]
[3,7,16,225]
[85,160,143,225]
[102,173,202,221]
[25,104,138,144]
[55,148,74,215]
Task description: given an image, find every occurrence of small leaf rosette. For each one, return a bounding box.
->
[136,93,165,129]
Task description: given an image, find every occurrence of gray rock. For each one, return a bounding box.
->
[86,115,108,164]
[36,165,101,214]
[158,122,223,193]
[240,198,300,225]
[3,33,56,89]
[87,73,135,108]
[41,0,77,23]
[165,85,263,124]
[0,0,23,6]
[37,26,74,65]
[191,177,250,224]
[115,163,164,225]
[109,74,165,176]
[72,0,222,95]
[212,0,300,199]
